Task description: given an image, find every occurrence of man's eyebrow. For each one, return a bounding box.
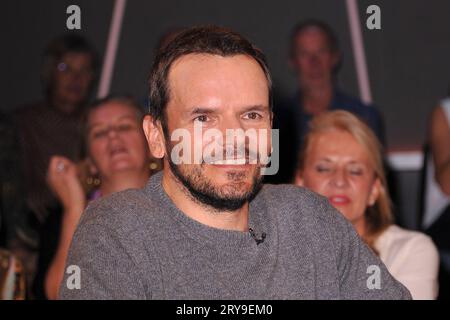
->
[189,107,217,115]
[240,105,270,113]
[187,105,269,116]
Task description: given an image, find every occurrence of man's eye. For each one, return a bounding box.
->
[194,115,209,123]
[243,112,262,120]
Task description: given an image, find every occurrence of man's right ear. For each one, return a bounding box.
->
[143,115,165,159]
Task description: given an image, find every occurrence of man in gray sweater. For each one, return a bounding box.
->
[60,26,411,300]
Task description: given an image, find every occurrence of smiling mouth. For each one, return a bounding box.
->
[207,158,249,165]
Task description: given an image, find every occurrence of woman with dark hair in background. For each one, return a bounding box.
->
[296,110,439,299]
[9,34,98,296]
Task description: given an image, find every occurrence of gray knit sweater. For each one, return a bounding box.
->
[59,172,411,299]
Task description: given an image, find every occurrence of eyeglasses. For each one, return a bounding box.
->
[57,62,93,77]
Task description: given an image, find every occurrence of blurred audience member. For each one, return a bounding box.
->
[10,34,98,295]
[0,111,23,248]
[0,113,27,300]
[424,97,450,299]
[0,249,26,299]
[272,20,384,183]
[425,98,450,238]
[296,111,439,299]
[40,96,156,299]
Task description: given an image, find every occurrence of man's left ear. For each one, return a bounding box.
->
[368,178,381,206]
[143,115,165,159]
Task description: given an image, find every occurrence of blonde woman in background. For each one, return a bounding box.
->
[296,110,439,299]
[43,96,159,299]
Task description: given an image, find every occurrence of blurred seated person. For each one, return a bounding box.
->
[40,96,160,300]
[0,113,26,299]
[424,97,450,299]
[429,98,450,196]
[424,98,450,246]
[271,20,384,183]
[296,111,439,299]
[0,111,23,248]
[10,34,98,290]
[0,249,26,299]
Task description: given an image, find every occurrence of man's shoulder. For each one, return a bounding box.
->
[258,183,344,225]
[259,183,321,205]
[79,187,158,234]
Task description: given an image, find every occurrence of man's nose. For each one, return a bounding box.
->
[218,116,247,157]
[219,115,245,133]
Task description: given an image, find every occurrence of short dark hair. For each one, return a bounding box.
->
[289,19,339,58]
[148,25,273,130]
[41,33,99,94]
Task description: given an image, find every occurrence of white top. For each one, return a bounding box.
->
[374,225,439,299]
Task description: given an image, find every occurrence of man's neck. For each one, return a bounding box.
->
[161,169,249,232]
[301,84,334,116]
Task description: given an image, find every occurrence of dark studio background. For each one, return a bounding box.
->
[2,0,450,228]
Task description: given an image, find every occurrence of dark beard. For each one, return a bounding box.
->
[167,154,263,212]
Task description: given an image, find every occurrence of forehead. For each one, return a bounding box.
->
[88,102,138,125]
[167,53,269,110]
[61,52,93,65]
[308,129,369,161]
[294,27,329,48]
